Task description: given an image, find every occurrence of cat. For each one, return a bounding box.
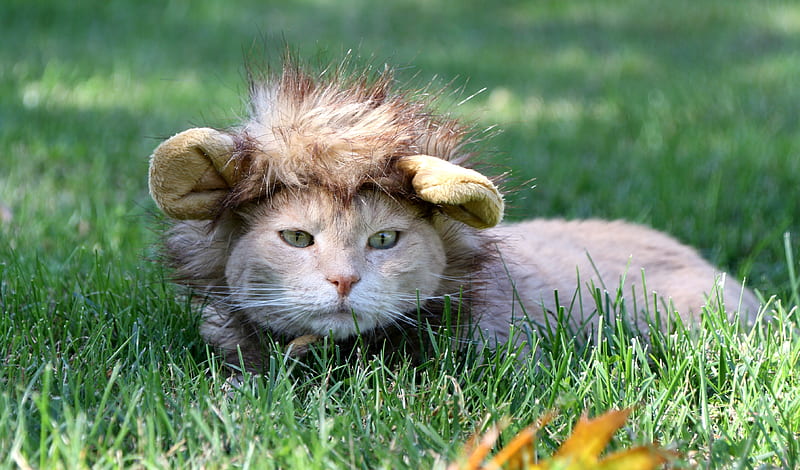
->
[149,58,759,371]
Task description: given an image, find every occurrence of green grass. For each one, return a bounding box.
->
[2,0,799,468]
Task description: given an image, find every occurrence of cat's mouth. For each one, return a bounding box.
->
[324,301,382,334]
[331,305,357,318]
[311,298,357,319]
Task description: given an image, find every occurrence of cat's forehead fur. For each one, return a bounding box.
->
[225,60,473,206]
[246,187,427,232]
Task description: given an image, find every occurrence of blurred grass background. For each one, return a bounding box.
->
[1,1,799,467]
[2,0,798,293]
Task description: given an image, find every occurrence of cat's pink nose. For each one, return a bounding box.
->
[328,274,360,296]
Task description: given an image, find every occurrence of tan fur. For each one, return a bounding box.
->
[475,220,759,344]
[151,58,759,371]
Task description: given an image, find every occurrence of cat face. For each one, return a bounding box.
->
[224,188,448,340]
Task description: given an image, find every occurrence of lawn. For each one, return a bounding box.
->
[1,0,799,468]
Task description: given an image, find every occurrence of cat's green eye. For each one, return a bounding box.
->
[368,230,399,249]
[280,230,314,248]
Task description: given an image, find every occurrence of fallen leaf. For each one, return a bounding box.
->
[452,408,676,470]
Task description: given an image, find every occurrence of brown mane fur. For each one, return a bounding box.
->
[222,58,477,209]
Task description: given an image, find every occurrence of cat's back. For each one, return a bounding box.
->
[494,219,704,269]
[481,219,758,327]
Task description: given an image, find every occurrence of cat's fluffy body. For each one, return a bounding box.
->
[159,60,758,370]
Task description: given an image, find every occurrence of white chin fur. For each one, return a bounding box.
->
[264,308,385,340]
[244,293,409,341]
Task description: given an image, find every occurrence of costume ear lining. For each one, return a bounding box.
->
[193,166,230,192]
[148,127,237,220]
[397,155,504,229]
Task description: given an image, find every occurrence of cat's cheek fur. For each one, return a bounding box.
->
[223,234,308,332]
[370,229,447,296]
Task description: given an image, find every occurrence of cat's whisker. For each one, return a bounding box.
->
[384,312,418,328]
[191,286,289,300]
[382,313,410,329]
[430,273,473,283]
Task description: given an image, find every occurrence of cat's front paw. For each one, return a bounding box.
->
[286,334,323,357]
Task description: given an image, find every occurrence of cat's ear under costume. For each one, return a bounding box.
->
[149,128,237,220]
[397,155,504,229]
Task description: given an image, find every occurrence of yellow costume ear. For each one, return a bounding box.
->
[148,128,237,220]
[397,155,504,229]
